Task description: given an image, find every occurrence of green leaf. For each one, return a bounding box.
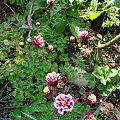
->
[89,11,101,20]
[22,112,37,120]
[90,0,98,11]
[50,62,58,72]
[108,69,118,78]
[88,80,96,88]
[68,18,81,36]
[66,7,79,18]
[97,84,105,91]
[100,78,110,85]
[10,0,15,4]
[114,0,120,8]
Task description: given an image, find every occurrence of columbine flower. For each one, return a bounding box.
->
[84,111,96,120]
[45,72,62,87]
[84,94,97,105]
[35,22,41,27]
[47,0,55,7]
[53,94,75,115]
[30,33,44,48]
[19,42,25,48]
[78,30,89,40]
[81,48,91,58]
[43,86,52,97]
[46,45,53,51]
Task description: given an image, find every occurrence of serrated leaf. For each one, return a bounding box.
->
[89,11,101,20]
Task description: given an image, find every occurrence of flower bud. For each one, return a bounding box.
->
[35,22,41,27]
[70,36,76,42]
[78,43,82,48]
[47,0,55,7]
[84,94,97,105]
[46,45,53,51]
[45,10,50,16]
[27,38,31,42]
[43,86,50,94]
[84,111,96,120]
[19,42,25,48]
[43,86,52,97]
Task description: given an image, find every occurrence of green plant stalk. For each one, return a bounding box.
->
[98,33,120,49]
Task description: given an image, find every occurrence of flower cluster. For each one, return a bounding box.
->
[53,94,75,115]
[78,30,93,43]
[45,72,62,87]
[47,0,55,7]
[84,111,96,120]
[29,33,44,48]
[84,94,97,105]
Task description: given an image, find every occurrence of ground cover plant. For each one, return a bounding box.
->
[0,0,120,120]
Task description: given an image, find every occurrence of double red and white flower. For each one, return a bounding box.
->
[77,30,93,42]
[30,33,44,48]
[53,94,75,115]
[45,72,62,87]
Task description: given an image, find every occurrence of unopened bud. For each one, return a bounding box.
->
[70,36,76,42]
[35,22,41,27]
[19,42,25,48]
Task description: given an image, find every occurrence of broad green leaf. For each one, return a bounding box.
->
[90,0,98,11]
[100,78,108,85]
[54,16,66,34]
[66,7,79,18]
[68,18,81,36]
[22,112,37,120]
[108,69,118,78]
[89,11,101,20]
